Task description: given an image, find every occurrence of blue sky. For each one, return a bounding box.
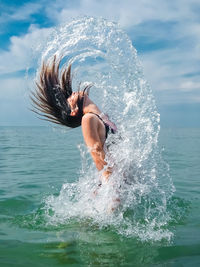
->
[0,0,200,126]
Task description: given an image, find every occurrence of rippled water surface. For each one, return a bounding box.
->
[0,126,200,266]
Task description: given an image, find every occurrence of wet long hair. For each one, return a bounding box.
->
[31,56,92,128]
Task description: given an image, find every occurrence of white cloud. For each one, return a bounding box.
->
[43,0,200,28]
[0,0,200,111]
[0,2,42,24]
[141,46,200,102]
[179,81,200,92]
[0,77,26,99]
[43,0,200,104]
[10,3,41,21]
[0,25,52,74]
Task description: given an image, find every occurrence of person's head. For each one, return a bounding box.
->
[31,56,92,128]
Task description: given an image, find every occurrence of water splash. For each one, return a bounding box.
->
[39,17,175,241]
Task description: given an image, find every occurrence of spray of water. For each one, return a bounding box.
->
[39,17,175,241]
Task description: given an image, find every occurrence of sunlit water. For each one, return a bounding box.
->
[31,17,175,241]
[1,127,199,266]
[1,17,199,266]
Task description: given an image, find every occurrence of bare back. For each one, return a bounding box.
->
[81,113,107,171]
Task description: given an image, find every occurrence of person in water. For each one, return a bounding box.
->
[31,56,117,182]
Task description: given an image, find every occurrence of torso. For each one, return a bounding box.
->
[98,115,108,145]
[81,111,117,171]
[91,113,107,145]
[83,112,116,146]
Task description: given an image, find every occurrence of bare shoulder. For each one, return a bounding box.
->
[82,113,98,126]
[82,113,99,139]
[82,113,105,145]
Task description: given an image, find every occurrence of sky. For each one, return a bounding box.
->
[0,0,199,127]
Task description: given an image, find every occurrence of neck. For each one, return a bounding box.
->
[82,95,101,115]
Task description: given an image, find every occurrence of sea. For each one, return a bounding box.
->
[1,17,200,266]
[0,126,199,266]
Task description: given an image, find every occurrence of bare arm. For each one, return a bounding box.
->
[82,113,107,171]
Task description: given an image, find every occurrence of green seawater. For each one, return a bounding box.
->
[0,126,200,266]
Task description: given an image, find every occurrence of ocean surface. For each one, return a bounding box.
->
[0,126,199,266]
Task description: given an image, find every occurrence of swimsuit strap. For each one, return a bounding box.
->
[88,112,117,138]
[88,112,110,139]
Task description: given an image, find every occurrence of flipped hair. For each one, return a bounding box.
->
[31,56,88,128]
